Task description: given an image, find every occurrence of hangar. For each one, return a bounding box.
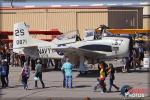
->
[0,6,143,41]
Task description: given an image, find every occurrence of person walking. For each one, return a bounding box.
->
[62,69,66,88]
[61,58,73,88]
[93,62,107,92]
[34,59,45,88]
[20,61,30,90]
[61,57,67,88]
[138,44,144,66]
[3,59,9,87]
[30,58,36,71]
[107,63,119,92]
[99,62,107,93]
[0,60,7,88]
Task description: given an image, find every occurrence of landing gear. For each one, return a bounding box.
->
[122,65,129,73]
[122,57,130,73]
[78,55,88,75]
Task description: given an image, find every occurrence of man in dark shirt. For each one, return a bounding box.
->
[4,59,9,87]
[107,63,119,92]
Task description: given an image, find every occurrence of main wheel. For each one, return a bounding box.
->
[122,65,129,73]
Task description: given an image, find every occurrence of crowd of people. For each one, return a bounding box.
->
[61,58,120,93]
[0,51,120,94]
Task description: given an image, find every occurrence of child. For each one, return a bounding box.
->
[99,63,107,93]
[21,62,30,90]
[107,63,119,92]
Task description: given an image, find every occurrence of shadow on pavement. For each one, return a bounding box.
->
[0,93,5,95]
[50,85,62,88]
[77,70,99,78]
[128,69,150,73]
[107,90,121,93]
[74,85,91,88]
[28,86,50,90]
[0,85,22,89]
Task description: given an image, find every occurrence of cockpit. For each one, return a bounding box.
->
[83,25,113,41]
[52,30,81,44]
[52,25,113,43]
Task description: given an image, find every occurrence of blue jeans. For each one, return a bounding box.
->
[22,76,29,89]
[65,76,72,88]
[109,79,119,92]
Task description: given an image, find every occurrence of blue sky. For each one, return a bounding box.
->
[0,0,150,7]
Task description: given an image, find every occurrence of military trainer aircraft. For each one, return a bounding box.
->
[13,22,131,73]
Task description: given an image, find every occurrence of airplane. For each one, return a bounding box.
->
[13,22,131,73]
[13,22,63,59]
[52,25,132,73]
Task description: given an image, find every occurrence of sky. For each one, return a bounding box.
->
[0,0,150,7]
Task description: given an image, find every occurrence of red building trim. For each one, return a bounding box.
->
[0,30,62,35]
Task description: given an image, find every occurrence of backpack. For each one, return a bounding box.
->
[22,68,30,77]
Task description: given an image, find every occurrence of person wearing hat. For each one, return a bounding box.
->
[34,59,45,88]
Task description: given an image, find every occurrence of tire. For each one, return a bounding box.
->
[122,65,129,73]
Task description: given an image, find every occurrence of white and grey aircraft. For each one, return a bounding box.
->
[13,22,63,59]
[13,22,131,73]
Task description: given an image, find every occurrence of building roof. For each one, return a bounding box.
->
[0,6,143,10]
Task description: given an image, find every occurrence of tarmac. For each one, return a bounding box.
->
[0,66,149,100]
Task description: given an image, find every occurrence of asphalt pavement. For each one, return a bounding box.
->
[0,66,149,100]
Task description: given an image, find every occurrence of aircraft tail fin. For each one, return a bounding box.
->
[13,22,35,49]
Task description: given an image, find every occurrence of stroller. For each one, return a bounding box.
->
[93,78,107,92]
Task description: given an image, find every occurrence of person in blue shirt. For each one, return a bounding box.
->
[61,58,73,88]
[0,60,7,88]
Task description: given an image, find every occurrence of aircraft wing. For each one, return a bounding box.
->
[54,47,106,58]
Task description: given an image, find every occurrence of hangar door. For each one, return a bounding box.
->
[77,12,108,38]
[108,11,138,29]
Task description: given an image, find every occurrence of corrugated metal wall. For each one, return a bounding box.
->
[0,7,143,38]
[77,12,108,37]
[0,8,109,38]
[143,5,150,29]
[108,7,143,29]
[1,9,47,30]
[143,18,150,29]
[46,12,76,33]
